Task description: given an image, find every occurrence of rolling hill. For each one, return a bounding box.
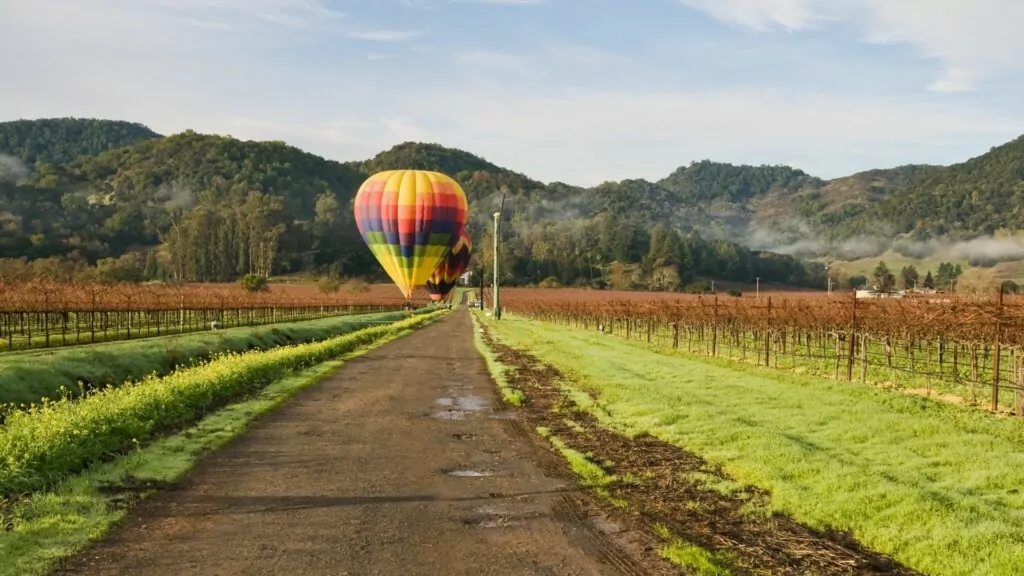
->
[2,116,1023,290]
[0,118,161,169]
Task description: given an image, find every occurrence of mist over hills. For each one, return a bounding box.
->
[1,117,1023,289]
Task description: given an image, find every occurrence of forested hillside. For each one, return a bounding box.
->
[854,136,1024,236]
[0,129,379,283]
[0,118,161,168]
[2,117,1024,291]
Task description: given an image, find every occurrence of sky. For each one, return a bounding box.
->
[2,0,1023,186]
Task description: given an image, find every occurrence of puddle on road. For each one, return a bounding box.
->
[432,410,466,421]
[431,395,489,421]
[458,505,548,529]
[443,469,493,477]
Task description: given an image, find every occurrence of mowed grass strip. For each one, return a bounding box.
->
[0,311,445,497]
[486,315,1024,576]
[0,318,428,576]
[0,310,418,407]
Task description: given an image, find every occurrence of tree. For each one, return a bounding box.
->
[317,276,341,294]
[935,262,964,291]
[848,275,868,289]
[92,253,146,283]
[872,261,895,291]
[239,273,267,293]
[899,265,919,289]
[923,270,935,289]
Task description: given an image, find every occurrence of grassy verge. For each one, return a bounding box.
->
[0,305,403,354]
[534,426,627,506]
[541,422,735,574]
[469,312,525,406]
[478,319,736,575]
[0,311,445,497]
[0,314,431,576]
[485,314,1024,576]
[560,316,1018,412]
[652,524,733,576]
[0,310,422,407]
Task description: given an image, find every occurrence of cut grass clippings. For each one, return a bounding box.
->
[0,311,446,497]
[486,314,1024,576]
[0,315,432,576]
[0,310,423,407]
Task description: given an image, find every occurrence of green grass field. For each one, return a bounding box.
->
[484,314,1024,576]
[0,310,420,407]
[604,318,1018,412]
[0,305,397,353]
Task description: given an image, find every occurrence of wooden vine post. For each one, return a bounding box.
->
[764,296,772,367]
[847,291,857,381]
[712,296,719,357]
[992,288,1003,412]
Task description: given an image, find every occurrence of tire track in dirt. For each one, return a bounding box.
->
[479,324,923,576]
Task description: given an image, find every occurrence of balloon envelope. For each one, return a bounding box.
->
[353,170,468,299]
[426,231,472,301]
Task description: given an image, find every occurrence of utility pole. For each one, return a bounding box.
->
[492,189,507,319]
[478,267,484,310]
[756,277,761,297]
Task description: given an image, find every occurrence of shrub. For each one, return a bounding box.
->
[239,274,268,293]
[317,276,341,294]
[539,276,562,288]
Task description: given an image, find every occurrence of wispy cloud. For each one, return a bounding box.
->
[679,0,832,31]
[348,30,424,41]
[2,0,1023,190]
[408,87,1024,185]
[145,0,343,29]
[679,0,1024,91]
[452,0,548,4]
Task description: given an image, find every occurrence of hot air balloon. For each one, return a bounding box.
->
[426,231,472,302]
[353,170,469,299]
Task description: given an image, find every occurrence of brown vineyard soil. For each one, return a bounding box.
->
[479,324,923,576]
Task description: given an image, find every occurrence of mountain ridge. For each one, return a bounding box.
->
[2,117,1023,289]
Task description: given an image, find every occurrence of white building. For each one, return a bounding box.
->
[459,271,473,286]
[855,288,905,299]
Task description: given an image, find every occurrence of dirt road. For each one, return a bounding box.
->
[59,311,661,576]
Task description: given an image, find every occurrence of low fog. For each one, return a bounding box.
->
[746,218,1024,265]
[0,154,29,184]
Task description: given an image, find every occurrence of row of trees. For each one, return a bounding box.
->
[858,261,965,291]
[471,217,826,292]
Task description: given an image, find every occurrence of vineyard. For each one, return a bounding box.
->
[0,281,423,352]
[497,287,1024,415]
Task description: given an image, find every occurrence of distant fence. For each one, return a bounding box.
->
[0,281,406,352]
[499,288,1024,416]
